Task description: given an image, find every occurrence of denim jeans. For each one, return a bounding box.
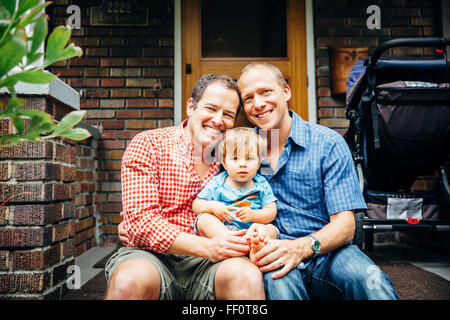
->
[264,244,400,300]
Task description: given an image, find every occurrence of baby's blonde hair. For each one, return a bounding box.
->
[217,127,267,164]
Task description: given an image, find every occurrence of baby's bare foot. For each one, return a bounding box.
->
[249,232,267,264]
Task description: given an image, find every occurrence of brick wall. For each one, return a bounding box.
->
[47,0,175,245]
[0,95,79,299]
[74,129,99,256]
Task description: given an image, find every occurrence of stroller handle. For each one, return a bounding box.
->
[370,38,450,65]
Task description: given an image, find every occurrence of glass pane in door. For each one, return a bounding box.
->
[201,0,287,58]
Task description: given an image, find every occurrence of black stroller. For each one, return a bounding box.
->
[345,38,450,251]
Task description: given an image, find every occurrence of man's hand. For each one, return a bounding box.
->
[252,237,312,279]
[205,229,250,262]
[118,221,129,246]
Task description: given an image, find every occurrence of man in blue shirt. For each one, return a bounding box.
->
[237,62,399,299]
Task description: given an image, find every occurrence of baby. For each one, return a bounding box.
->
[193,127,277,262]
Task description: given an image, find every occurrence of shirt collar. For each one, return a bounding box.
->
[178,119,193,155]
[287,109,308,148]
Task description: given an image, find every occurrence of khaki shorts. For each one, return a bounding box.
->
[105,246,224,300]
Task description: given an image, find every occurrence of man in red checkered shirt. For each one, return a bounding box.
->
[104,74,265,300]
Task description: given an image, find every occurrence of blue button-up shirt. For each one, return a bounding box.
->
[258,110,367,269]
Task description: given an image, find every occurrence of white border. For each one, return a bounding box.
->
[173,0,317,124]
[305,0,317,123]
[174,0,182,125]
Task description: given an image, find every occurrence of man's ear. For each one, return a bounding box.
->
[186,97,194,118]
[283,84,292,102]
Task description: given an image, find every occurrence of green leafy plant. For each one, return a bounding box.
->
[0,0,90,148]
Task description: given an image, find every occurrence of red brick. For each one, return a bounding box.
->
[68,78,99,87]
[0,183,53,203]
[142,109,174,119]
[101,161,122,171]
[52,222,76,243]
[62,166,77,182]
[102,120,124,129]
[15,163,61,181]
[52,67,83,77]
[84,68,109,77]
[0,162,12,181]
[100,58,125,67]
[126,57,157,67]
[13,245,60,270]
[0,272,51,293]
[126,99,157,108]
[53,183,74,201]
[85,48,108,56]
[158,99,174,108]
[14,204,63,226]
[110,89,140,98]
[117,130,140,140]
[0,251,9,270]
[102,140,125,149]
[0,227,52,248]
[101,79,125,87]
[125,120,157,129]
[0,141,53,159]
[80,99,100,108]
[68,57,99,67]
[116,110,141,118]
[0,207,8,226]
[111,48,141,57]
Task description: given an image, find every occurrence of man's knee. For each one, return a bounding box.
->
[215,258,265,299]
[105,259,161,300]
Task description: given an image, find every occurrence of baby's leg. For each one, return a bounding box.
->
[196,213,230,238]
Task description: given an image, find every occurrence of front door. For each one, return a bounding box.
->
[181,0,308,126]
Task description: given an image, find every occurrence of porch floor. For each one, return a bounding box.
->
[63,243,450,300]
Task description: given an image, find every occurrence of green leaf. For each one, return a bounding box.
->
[30,13,47,53]
[0,133,20,144]
[0,27,27,77]
[52,42,82,63]
[18,2,49,28]
[58,127,91,141]
[9,69,56,84]
[16,108,53,120]
[0,0,16,17]
[16,0,40,18]
[6,97,26,111]
[12,114,25,133]
[26,51,43,65]
[51,110,86,137]
[44,25,71,65]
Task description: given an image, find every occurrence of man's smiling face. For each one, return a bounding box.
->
[186,81,240,152]
[238,66,291,131]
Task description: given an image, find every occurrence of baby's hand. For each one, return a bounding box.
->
[211,202,236,223]
[234,207,258,222]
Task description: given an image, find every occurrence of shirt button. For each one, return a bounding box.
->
[271,178,276,183]
[299,262,304,267]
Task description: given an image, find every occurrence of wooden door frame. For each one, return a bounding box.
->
[176,0,316,123]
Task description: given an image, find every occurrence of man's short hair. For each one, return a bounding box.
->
[238,62,287,89]
[191,74,242,109]
[217,127,267,164]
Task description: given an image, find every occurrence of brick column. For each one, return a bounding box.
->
[0,94,91,299]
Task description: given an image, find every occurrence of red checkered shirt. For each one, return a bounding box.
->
[121,120,221,253]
